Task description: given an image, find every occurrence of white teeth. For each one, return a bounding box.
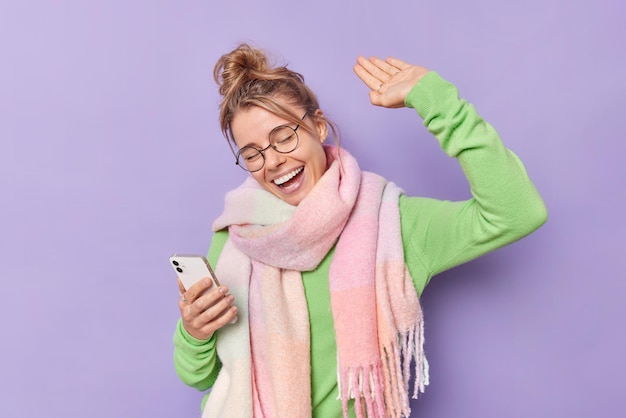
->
[273,167,303,185]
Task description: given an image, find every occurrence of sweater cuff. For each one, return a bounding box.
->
[175,318,216,348]
[404,71,460,119]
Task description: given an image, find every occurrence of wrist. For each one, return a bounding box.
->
[178,319,214,345]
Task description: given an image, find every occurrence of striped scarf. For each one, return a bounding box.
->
[206,145,428,417]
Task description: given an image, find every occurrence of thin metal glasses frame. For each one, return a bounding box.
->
[231,112,308,173]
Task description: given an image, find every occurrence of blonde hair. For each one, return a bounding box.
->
[213,43,338,146]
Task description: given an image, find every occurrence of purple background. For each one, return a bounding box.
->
[1,0,624,417]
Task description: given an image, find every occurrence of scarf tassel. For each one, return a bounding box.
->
[336,321,429,418]
[382,322,430,418]
[338,363,386,418]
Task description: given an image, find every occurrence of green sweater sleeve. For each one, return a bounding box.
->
[172,319,219,391]
[401,71,547,288]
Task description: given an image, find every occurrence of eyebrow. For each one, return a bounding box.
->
[233,129,268,150]
[238,121,298,149]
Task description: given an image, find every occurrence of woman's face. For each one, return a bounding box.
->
[230,103,328,206]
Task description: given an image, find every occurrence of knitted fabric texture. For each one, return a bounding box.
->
[206,145,428,418]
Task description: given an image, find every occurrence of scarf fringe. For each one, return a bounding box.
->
[385,322,429,418]
[337,363,386,418]
[336,321,429,418]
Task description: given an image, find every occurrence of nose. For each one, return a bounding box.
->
[263,147,286,170]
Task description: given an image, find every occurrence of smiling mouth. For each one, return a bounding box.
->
[273,167,303,187]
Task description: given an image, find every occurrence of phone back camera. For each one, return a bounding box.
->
[172,260,179,266]
[176,267,183,273]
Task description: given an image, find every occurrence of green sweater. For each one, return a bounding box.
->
[173,72,548,417]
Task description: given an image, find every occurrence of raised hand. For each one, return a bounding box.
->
[353,56,429,108]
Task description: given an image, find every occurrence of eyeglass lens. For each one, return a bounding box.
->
[237,125,299,172]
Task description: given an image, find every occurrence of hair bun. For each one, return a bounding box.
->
[214,43,272,97]
[214,43,320,139]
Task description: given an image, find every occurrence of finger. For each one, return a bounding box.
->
[188,294,235,332]
[368,56,402,77]
[177,278,186,294]
[362,56,392,79]
[355,56,389,83]
[191,285,230,316]
[177,278,192,308]
[353,63,379,91]
[354,59,389,92]
[178,297,189,312]
[179,296,194,320]
[200,305,239,334]
[180,299,193,320]
[185,277,214,303]
[368,89,385,107]
[213,305,239,327]
[192,305,238,340]
[385,57,413,71]
[199,293,235,322]
[184,296,238,340]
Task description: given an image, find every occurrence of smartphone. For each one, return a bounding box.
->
[169,254,221,291]
[170,253,237,324]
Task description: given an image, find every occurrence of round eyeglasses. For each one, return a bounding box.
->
[234,113,307,172]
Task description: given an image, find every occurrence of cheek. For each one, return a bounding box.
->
[246,169,269,192]
[311,144,328,173]
[251,170,267,185]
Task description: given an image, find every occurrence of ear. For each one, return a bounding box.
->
[312,109,329,142]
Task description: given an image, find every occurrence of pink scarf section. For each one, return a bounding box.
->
[206,145,428,418]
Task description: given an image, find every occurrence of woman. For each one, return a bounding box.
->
[173,43,547,418]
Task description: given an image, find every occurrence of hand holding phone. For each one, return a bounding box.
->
[170,254,238,339]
